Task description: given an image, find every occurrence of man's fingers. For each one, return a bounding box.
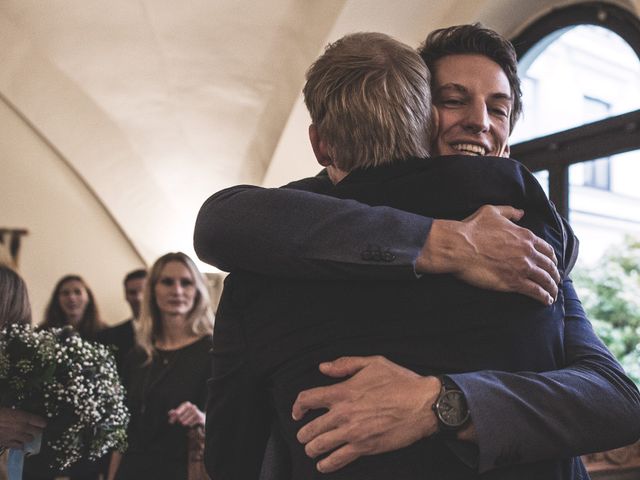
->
[316,443,361,473]
[532,234,558,265]
[292,385,338,421]
[303,425,347,458]
[526,259,559,300]
[294,356,380,420]
[517,279,555,305]
[319,356,375,378]
[534,247,560,285]
[297,408,341,445]
[491,205,524,222]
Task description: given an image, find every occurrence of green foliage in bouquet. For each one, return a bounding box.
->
[573,235,640,385]
[0,324,129,469]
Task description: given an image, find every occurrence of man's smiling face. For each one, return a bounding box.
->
[432,54,512,158]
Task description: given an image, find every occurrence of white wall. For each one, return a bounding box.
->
[0,97,144,325]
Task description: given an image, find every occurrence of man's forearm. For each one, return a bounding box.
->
[194,186,560,303]
[194,184,431,279]
[449,279,640,473]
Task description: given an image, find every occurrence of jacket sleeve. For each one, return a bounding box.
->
[193,184,432,280]
[448,278,640,473]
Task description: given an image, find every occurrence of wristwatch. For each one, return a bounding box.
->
[432,376,470,438]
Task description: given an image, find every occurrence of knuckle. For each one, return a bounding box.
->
[334,408,348,425]
[295,391,309,405]
[345,423,364,441]
[523,243,536,257]
[361,436,380,453]
[524,229,537,241]
[305,442,317,457]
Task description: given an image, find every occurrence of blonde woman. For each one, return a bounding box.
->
[109,252,214,480]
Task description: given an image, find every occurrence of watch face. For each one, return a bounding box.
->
[437,390,469,427]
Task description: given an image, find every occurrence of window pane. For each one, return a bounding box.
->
[512,25,640,143]
[569,149,640,267]
[532,169,549,197]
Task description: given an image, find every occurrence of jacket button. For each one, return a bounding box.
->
[382,252,395,262]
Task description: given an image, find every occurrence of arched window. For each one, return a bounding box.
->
[510,2,640,264]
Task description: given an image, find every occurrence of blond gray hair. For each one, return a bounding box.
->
[136,252,214,363]
[303,32,432,172]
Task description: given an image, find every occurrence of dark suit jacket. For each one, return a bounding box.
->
[196,158,640,478]
[96,318,135,377]
[204,156,609,479]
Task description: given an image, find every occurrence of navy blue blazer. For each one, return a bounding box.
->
[201,156,640,479]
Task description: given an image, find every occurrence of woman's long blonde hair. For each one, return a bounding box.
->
[136,252,214,363]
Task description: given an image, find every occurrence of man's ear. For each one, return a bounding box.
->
[309,124,332,166]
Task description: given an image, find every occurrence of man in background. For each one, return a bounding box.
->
[98,269,146,375]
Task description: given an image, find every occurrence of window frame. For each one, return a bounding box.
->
[509,2,640,218]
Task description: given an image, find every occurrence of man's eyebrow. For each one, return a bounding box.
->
[491,92,513,102]
[436,83,468,94]
[436,83,513,102]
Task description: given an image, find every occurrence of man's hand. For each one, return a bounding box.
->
[291,356,440,473]
[417,205,560,305]
[0,407,46,449]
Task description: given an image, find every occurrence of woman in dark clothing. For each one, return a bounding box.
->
[25,274,106,480]
[109,252,214,480]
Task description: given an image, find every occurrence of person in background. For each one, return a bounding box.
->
[25,274,105,480]
[98,269,148,375]
[108,252,213,480]
[0,265,47,480]
[39,274,105,341]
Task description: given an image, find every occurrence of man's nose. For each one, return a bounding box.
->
[463,100,490,133]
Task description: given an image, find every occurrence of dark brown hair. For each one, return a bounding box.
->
[41,274,104,340]
[419,23,523,132]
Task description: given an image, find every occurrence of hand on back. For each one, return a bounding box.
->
[418,205,560,305]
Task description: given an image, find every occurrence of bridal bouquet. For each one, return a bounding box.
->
[0,323,129,470]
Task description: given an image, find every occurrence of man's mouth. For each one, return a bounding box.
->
[452,143,486,156]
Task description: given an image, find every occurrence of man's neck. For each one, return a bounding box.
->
[327,165,349,184]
